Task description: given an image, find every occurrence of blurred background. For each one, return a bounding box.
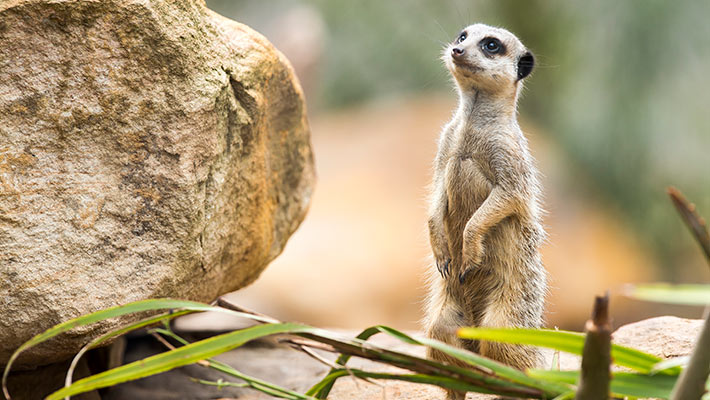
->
[204,0,710,331]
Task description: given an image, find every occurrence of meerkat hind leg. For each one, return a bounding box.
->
[478,296,542,370]
[425,301,473,400]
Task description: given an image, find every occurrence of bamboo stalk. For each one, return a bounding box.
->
[575,294,611,400]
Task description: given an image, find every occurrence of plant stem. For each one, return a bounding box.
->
[292,335,547,398]
[150,328,316,400]
[669,311,710,400]
[668,187,710,266]
[190,377,248,389]
[575,294,611,400]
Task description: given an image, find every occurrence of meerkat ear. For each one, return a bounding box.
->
[517,51,534,81]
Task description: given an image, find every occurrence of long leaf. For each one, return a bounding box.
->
[383,326,573,394]
[65,310,194,389]
[55,320,548,400]
[309,326,382,398]
[159,325,545,399]
[457,328,665,374]
[46,323,310,399]
[302,331,557,398]
[652,356,690,374]
[3,299,200,398]
[312,368,514,396]
[529,369,678,399]
[306,325,571,397]
[3,298,274,399]
[624,283,710,305]
[153,328,316,400]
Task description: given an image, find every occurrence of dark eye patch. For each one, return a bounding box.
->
[479,37,506,56]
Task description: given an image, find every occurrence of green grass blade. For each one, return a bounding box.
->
[46,323,309,399]
[457,328,663,373]
[652,356,690,374]
[551,350,560,370]
[3,298,275,398]
[354,325,571,395]
[624,284,710,305]
[309,326,382,398]
[305,324,571,398]
[529,369,678,399]
[378,326,571,395]
[65,310,194,388]
[4,299,207,397]
[152,328,316,400]
[611,372,677,399]
[527,370,577,385]
[313,368,545,398]
[551,392,576,400]
[190,378,248,389]
[307,324,530,398]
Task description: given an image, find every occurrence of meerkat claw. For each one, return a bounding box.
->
[442,259,451,278]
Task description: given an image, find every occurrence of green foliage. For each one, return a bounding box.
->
[457,327,667,374]
[46,323,311,399]
[529,370,678,399]
[2,297,700,400]
[625,283,710,305]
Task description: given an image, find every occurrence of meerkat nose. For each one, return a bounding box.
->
[451,47,465,59]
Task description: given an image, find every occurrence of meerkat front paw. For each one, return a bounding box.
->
[434,245,452,279]
[430,238,452,278]
[429,219,452,278]
[460,237,485,283]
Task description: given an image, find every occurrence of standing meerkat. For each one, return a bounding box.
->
[424,23,546,398]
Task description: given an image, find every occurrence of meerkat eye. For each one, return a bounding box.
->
[456,31,467,44]
[480,37,503,55]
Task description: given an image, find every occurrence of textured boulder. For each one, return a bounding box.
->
[0,0,314,367]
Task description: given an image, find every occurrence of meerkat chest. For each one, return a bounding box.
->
[444,151,493,208]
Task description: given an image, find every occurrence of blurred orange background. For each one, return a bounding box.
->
[207,1,710,332]
[225,95,702,331]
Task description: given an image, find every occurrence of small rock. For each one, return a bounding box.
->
[612,315,703,359]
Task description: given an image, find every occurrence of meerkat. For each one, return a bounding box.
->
[424,24,547,399]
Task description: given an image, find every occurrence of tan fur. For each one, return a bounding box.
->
[424,24,547,400]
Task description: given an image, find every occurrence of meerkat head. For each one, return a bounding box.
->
[444,24,534,96]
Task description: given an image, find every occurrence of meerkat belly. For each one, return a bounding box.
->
[443,156,535,267]
[443,156,493,261]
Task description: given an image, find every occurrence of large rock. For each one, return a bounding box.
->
[0,0,314,367]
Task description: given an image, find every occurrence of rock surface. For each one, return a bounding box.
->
[0,0,314,367]
[104,316,701,399]
[611,315,703,359]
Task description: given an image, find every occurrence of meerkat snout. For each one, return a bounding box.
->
[445,23,534,94]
